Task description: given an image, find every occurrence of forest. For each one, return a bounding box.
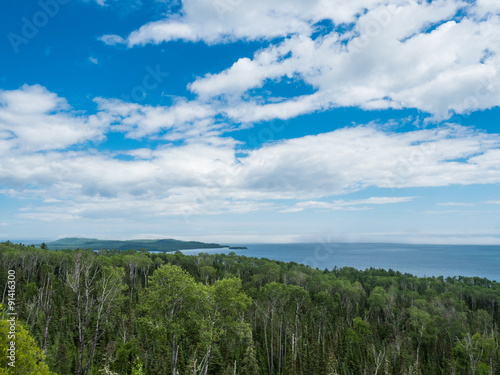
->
[1,241,499,375]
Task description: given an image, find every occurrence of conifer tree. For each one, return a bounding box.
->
[241,334,259,375]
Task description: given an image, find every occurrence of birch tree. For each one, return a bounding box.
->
[66,251,125,375]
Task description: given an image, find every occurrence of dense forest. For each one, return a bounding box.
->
[1,241,499,375]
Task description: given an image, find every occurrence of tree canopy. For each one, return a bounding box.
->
[1,241,499,374]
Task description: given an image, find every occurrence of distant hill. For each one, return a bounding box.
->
[43,237,227,252]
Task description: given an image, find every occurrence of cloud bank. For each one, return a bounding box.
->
[1,86,499,223]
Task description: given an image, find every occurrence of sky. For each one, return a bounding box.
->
[0,0,500,244]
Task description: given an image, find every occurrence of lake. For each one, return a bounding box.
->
[178,243,500,282]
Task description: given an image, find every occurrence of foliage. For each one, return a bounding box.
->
[1,242,500,374]
[0,304,54,374]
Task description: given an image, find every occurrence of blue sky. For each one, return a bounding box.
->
[1,0,500,244]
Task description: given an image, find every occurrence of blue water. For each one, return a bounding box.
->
[179,243,500,282]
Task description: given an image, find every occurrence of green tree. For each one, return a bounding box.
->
[66,252,125,375]
[454,333,496,375]
[0,304,54,374]
[198,278,252,374]
[407,305,431,369]
[142,264,205,375]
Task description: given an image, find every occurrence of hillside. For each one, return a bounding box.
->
[43,237,227,251]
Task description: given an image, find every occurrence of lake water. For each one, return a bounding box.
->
[178,243,500,282]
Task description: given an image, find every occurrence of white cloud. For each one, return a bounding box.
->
[109,0,379,46]
[0,87,498,230]
[437,202,476,206]
[236,125,500,196]
[191,13,500,119]
[472,0,500,18]
[0,85,107,152]
[223,92,332,123]
[89,56,99,65]
[102,0,500,119]
[95,97,219,139]
[99,34,126,45]
[282,196,417,212]
[1,118,499,221]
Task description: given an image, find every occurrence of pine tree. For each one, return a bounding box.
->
[241,335,259,375]
[326,349,339,375]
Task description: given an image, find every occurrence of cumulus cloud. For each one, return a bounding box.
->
[96,97,219,139]
[190,14,500,119]
[1,105,499,221]
[106,0,380,46]
[236,125,500,197]
[0,85,107,153]
[1,87,498,213]
[101,0,500,119]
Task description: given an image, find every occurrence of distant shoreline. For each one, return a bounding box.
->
[37,237,230,252]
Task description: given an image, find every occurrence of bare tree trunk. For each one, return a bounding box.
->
[67,252,111,375]
[171,334,179,375]
[77,321,86,375]
[40,272,53,354]
[42,299,51,353]
[278,314,283,374]
[202,348,211,375]
[263,313,271,375]
[270,307,274,375]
